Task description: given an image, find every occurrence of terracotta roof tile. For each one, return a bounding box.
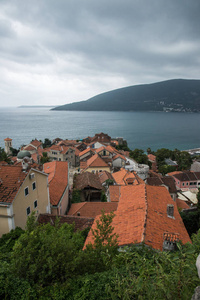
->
[109,185,120,202]
[176,198,190,210]
[86,154,109,168]
[146,176,177,193]
[38,213,94,231]
[68,202,118,218]
[4,137,12,141]
[79,148,93,157]
[112,168,144,185]
[43,161,68,206]
[98,171,115,184]
[74,172,103,190]
[84,185,191,251]
[0,165,27,204]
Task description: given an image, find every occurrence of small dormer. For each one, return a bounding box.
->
[167,204,174,218]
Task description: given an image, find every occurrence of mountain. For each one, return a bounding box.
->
[52,79,200,112]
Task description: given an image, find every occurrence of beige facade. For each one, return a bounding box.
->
[0,168,50,236]
[48,147,76,167]
[86,166,111,173]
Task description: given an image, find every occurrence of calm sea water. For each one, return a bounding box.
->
[0,107,200,151]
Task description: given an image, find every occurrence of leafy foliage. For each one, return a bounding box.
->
[40,152,50,164]
[1,212,200,299]
[129,148,148,164]
[71,189,81,203]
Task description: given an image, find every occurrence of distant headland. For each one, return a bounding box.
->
[52,79,200,112]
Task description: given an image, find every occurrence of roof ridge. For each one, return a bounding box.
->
[142,185,148,243]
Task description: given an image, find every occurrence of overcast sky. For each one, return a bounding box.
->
[0,0,200,107]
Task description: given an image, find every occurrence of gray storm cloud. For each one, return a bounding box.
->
[0,0,199,106]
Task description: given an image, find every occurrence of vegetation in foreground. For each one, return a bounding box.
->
[0,212,200,299]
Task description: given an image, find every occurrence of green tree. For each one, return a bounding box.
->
[10,219,85,286]
[40,152,50,164]
[0,147,10,163]
[42,138,52,149]
[129,148,148,164]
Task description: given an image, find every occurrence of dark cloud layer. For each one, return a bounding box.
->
[0,0,199,106]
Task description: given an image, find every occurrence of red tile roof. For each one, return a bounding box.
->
[30,139,42,148]
[24,145,36,151]
[84,185,191,251]
[68,202,118,218]
[176,198,190,211]
[112,168,144,185]
[74,172,103,190]
[79,148,93,157]
[109,185,120,202]
[148,154,156,162]
[38,213,94,231]
[4,137,12,141]
[0,165,27,204]
[85,154,109,168]
[43,161,68,206]
[98,171,115,185]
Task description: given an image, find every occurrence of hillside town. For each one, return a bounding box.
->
[1,133,199,252]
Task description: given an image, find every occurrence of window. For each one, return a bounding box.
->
[186,182,188,186]
[32,182,36,190]
[26,206,31,216]
[167,205,174,218]
[182,183,185,186]
[24,187,29,196]
[34,200,37,208]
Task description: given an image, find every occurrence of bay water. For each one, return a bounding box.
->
[0,106,200,151]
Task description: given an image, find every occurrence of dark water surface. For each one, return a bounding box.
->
[0,107,200,151]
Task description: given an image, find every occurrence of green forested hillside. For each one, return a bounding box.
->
[52,79,200,112]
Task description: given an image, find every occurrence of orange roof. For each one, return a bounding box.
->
[86,154,109,168]
[68,202,118,218]
[176,198,190,211]
[30,139,42,148]
[43,161,68,206]
[79,148,92,157]
[112,168,144,185]
[84,185,191,251]
[4,137,12,141]
[98,171,115,184]
[24,145,36,151]
[167,171,182,176]
[0,165,27,204]
[148,154,156,162]
[112,153,126,161]
[109,185,120,202]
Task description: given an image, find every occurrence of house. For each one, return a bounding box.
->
[43,161,69,215]
[96,145,126,169]
[168,171,200,191]
[83,133,111,146]
[125,156,149,180]
[47,145,76,167]
[23,139,43,154]
[0,164,50,237]
[84,185,191,251]
[68,202,118,218]
[146,176,177,201]
[112,168,144,186]
[80,153,111,173]
[73,172,103,202]
[79,148,94,162]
